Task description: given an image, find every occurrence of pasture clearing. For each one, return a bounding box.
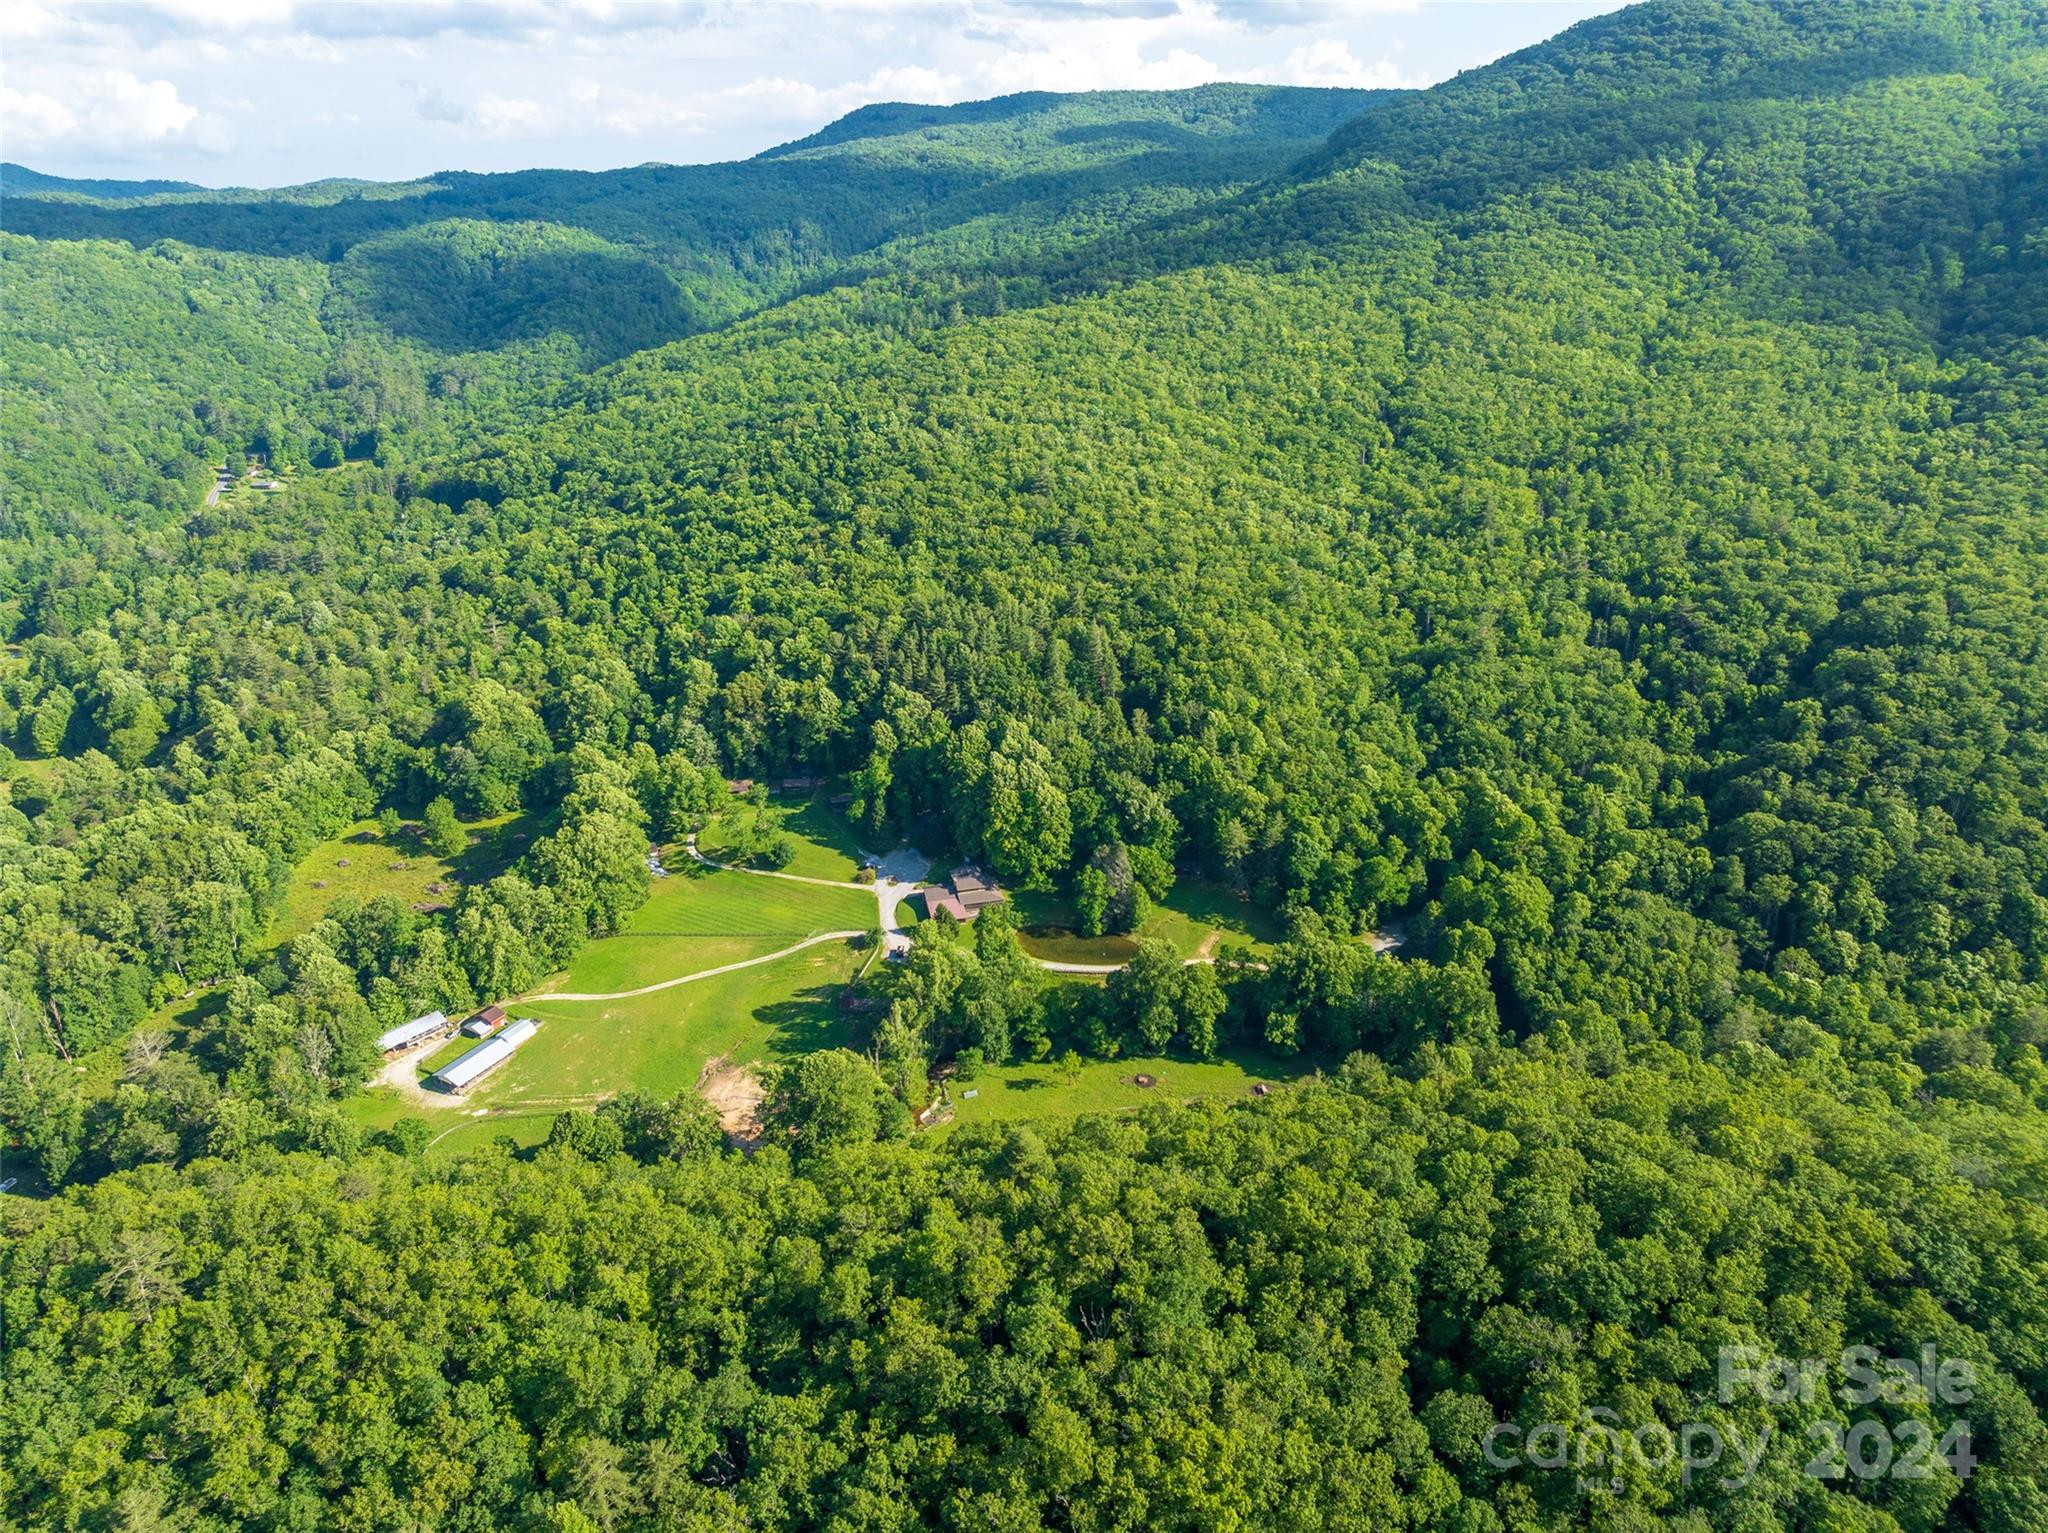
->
[934,1047,1305,1134]
[263,811,526,950]
[1010,880,1285,966]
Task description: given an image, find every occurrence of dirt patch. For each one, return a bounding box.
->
[1124,1073,1159,1089]
[373,1039,463,1108]
[1193,931,1221,961]
[698,1055,766,1147]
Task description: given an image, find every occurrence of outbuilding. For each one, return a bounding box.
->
[376,1011,449,1055]
[433,1018,539,1093]
[461,1004,507,1037]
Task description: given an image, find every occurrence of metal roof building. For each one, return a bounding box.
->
[375,1011,449,1054]
[433,1018,540,1092]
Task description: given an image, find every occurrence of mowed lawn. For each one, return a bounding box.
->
[936,1047,1305,1134]
[264,811,527,950]
[532,867,877,996]
[625,866,874,936]
[480,939,866,1105]
[425,1111,558,1160]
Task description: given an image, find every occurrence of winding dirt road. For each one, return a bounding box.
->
[530,930,865,1001]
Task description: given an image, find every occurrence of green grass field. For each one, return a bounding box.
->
[621,864,876,937]
[533,865,878,995]
[552,934,799,995]
[425,1111,559,1159]
[496,939,864,1102]
[263,811,527,950]
[343,934,863,1135]
[699,796,859,880]
[0,752,63,787]
[337,1093,560,1161]
[699,794,935,885]
[1011,881,1284,965]
[937,1047,1305,1134]
[416,1032,482,1078]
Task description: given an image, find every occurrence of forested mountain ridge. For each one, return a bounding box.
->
[1,82,1373,335]
[0,163,205,199]
[1,83,1372,553]
[5,2,2048,1528]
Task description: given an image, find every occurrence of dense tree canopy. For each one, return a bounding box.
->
[4,2,2048,1527]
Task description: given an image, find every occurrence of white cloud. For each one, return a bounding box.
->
[470,93,547,135]
[715,65,968,125]
[567,79,706,137]
[1275,37,1410,90]
[982,42,1220,95]
[3,0,1629,183]
[34,1,709,48]
[415,86,551,136]
[965,7,1226,96]
[0,82,75,142]
[1,68,232,160]
[0,3,68,44]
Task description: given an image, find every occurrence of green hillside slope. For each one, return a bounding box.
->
[4,4,2048,1529]
[0,84,1373,562]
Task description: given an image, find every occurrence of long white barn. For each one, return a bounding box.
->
[375,1011,449,1055]
[433,1017,539,1092]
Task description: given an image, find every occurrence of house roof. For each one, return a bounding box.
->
[922,890,972,922]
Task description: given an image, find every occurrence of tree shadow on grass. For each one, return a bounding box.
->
[448,816,529,887]
[751,984,863,1061]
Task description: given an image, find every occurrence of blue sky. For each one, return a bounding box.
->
[4,1,1625,187]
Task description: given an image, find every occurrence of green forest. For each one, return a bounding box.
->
[3,1,2048,1527]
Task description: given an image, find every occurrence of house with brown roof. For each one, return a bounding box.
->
[921,865,1007,923]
